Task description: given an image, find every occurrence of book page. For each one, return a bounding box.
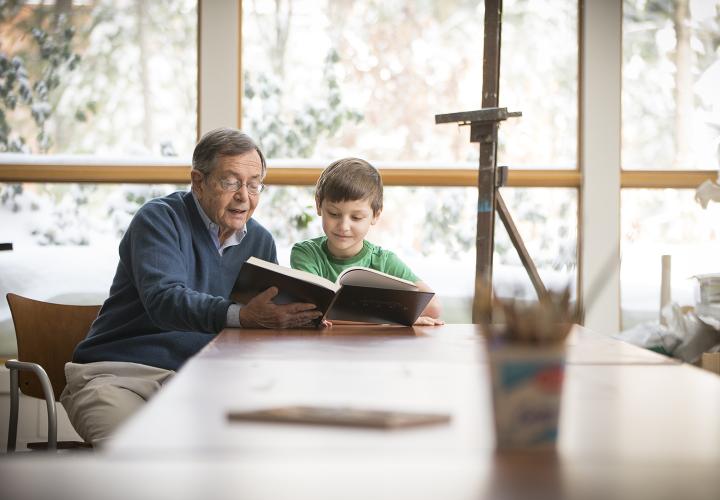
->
[246,257,339,292]
[337,266,418,291]
[327,286,433,325]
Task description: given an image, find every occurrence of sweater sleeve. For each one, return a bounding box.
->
[126,204,232,334]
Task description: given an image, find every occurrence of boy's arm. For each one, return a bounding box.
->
[415,281,442,320]
[380,250,443,322]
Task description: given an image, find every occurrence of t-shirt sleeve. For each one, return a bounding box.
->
[381,250,419,283]
[290,241,323,276]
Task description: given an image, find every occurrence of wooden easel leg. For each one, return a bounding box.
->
[472,124,498,324]
[496,192,549,301]
[471,0,503,324]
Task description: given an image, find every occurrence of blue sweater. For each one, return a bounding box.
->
[73,191,277,370]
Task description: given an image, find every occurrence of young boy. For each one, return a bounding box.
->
[290,158,443,325]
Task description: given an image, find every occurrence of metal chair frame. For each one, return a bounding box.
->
[5,293,100,452]
[6,360,58,452]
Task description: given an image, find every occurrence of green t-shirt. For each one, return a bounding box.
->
[290,236,419,284]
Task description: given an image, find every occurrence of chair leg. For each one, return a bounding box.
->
[39,376,58,451]
[7,367,19,453]
[31,365,57,451]
[5,360,57,452]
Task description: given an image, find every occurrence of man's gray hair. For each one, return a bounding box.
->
[192,128,267,177]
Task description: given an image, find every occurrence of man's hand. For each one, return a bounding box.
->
[238,287,322,328]
[414,316,445,326]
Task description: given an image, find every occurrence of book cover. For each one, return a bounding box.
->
[233,257,434,325]
[227,405,451,428]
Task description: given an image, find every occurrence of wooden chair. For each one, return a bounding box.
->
[5,293,101,452]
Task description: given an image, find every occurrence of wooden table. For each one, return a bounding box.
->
[104,324,717,460]
[2,324,719,500]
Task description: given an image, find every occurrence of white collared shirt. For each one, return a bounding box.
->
[191,191,245,327]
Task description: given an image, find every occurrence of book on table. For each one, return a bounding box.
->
[233,257,434,326]
[227,405,451,429]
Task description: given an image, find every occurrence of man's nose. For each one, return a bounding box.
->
[233,185,249,200]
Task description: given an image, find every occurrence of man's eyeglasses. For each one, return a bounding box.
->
[216,178,265,196]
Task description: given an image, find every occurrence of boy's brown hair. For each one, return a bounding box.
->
[315,158,383,214]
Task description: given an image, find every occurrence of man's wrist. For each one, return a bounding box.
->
[226,303,243,328]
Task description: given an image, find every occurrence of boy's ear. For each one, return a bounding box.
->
[315,198,322,216]
[371,208,382,225]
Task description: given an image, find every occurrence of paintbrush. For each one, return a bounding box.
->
[483,248,620,344]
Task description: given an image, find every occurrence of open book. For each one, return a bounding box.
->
[233,257,434,326]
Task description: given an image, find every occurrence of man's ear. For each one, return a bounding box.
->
[190,170,204,193]
[371,208,382,225]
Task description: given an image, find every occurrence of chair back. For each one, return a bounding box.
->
[6,293,101,400]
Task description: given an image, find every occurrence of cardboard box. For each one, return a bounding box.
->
[701,352,720,375]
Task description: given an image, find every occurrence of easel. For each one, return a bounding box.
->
[435,0,547,323]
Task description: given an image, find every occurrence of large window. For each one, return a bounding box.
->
[1,0,581,355]
[242,0,484,162]
[499,0,577,169]
[621,188,720,327]
[623,0,720,170]
[265,186,578,323]
[620,0,720,328]
[242,0,578,167]
[0,181,186,354]
[242,0,579,317]
[1,0,197,156]
[0,0,197,356]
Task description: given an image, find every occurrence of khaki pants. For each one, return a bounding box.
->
[60,361,174,447]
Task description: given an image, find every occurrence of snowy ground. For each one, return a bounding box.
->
[1,188,713,356]
[0,238,705,357]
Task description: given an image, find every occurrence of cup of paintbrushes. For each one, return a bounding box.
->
[485,289,574,450]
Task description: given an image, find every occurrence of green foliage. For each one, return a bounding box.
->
[258,186,319,247]
[31,183,91,245]
[1,0,194,245]
[0,1,87,244]
[494,189,577,272]
[106,184,185,239]
[623,0,720,168]
[0,1,82,153]
[244,49,363,241]
[0,182,23,210]
[422,188,475,258]
[244,49,363,159]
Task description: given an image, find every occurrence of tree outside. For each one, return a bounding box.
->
[623,0,720,170]
[242,0,579,279]
[619,0,720,326]
[2,0,715,325]
[1,0,196,244]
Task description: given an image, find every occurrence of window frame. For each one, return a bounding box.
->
[0,162,713,189]
[1,0,715,332]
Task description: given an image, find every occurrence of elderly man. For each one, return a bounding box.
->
[61,128,321,446]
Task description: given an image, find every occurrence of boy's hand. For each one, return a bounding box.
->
[239,287,322,329]
[414,316,445,326]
